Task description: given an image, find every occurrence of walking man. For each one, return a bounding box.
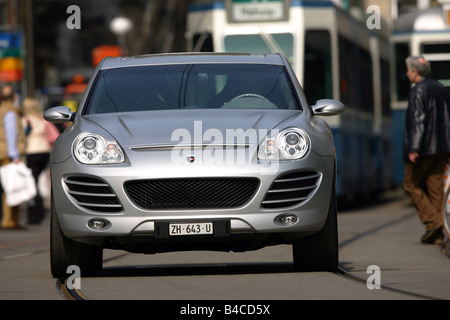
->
[403,56,450,244]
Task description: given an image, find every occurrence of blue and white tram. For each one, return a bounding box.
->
[186,0,392,200]
[391,4,450,186]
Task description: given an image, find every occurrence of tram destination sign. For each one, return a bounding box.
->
[227,0,289,22]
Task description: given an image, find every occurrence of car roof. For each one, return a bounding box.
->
[99,52,286,70]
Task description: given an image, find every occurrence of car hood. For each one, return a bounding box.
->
[83,109,302,147]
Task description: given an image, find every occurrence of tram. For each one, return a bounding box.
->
[390,3,450,186]
[186,0,392,200]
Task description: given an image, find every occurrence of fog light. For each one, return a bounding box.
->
[278,214,298,225]
[88,219,109,230]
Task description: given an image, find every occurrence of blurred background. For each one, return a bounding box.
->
[0,0,448,202]
[0,0,437,102]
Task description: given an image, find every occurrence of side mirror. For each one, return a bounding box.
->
[311,99,345,116]
[43,106,75,123]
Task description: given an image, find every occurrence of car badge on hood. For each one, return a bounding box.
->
[187,155,195,163]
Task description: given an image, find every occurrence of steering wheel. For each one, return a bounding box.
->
[228,93,269,103]
[222,93,278,109]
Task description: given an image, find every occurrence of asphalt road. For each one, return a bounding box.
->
[0,191,449,303]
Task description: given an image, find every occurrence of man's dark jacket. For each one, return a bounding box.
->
[403,78,450,163]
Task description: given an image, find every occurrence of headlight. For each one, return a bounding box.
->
[73,133,124,164]
[258,128,310,160]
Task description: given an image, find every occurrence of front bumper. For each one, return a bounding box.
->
[51,151,335,250]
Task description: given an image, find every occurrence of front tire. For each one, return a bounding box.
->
[50,192,103,278]
[292,186,338,272]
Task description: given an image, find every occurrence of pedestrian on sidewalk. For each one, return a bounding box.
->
[0,84,27,230]
[402,56,450,244]
[22,97,59,224]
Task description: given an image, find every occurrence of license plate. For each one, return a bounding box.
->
[169,222,213,236]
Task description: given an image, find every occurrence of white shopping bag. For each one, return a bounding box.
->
[38,167,51,200]
[0,161,37,207]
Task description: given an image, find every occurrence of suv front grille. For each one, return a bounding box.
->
[261,171,320,209]
[124,178,260,210]
[64,176,123,212]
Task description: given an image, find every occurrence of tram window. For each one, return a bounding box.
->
[338,36,353,108]
[304,30,332,106]
[359,48,374,113]
[422,43,450,54]
[381,59,391,116]
[225,34,267,53]
[394,42,410,101]
[421,43,450,89]
[429,61,450,89]
[192,33,214,52]
[224,33,294,64]
[338,36,374,113]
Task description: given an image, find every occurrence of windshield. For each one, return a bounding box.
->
[84,63,300,114]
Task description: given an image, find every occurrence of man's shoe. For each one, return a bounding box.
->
[421,226,444,244]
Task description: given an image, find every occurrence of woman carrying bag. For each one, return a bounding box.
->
[0,84,27,230]
[22,98,59,225]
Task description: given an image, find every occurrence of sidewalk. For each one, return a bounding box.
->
[338,194,450,300]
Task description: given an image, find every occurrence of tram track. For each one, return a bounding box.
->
[57,278,89,300]
[56,210,449,300]
[335,267,444,300]
[337,210,448,300]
